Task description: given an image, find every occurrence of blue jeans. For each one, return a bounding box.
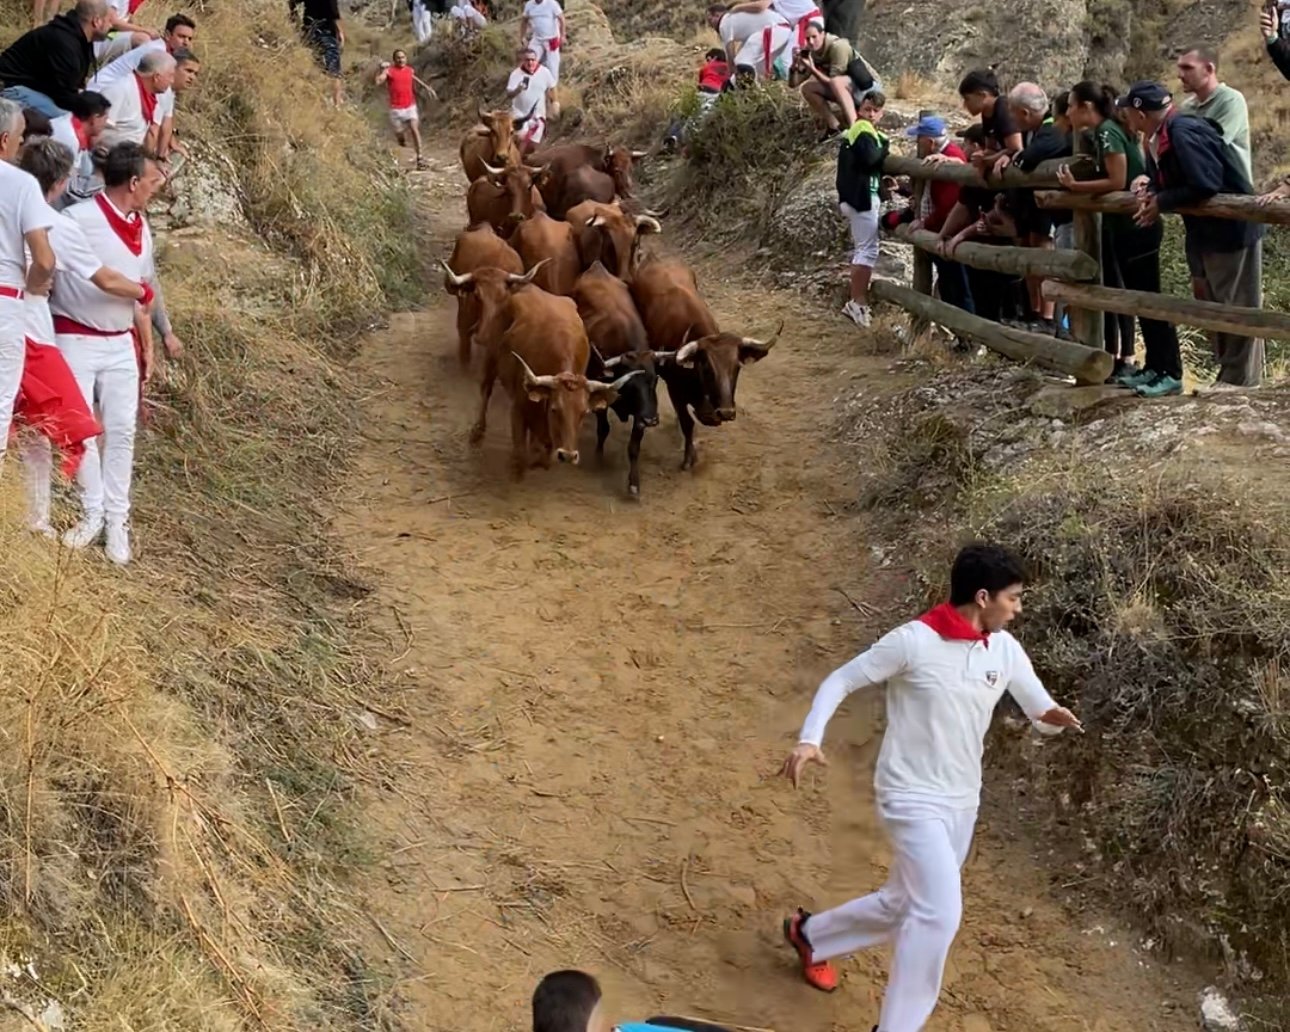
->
[0,86,67,119]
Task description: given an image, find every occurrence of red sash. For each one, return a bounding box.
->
[546,36,561,51]
[761,26,774,77]
[12,340,104,478]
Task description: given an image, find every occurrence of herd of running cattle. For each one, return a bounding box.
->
[442,107,781,496]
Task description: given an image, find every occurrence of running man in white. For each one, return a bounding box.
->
[780,543,1082,1032]
[520,0,564,85]
[707,2,794,82]
[50,141,165,564]
[506,46,556,154]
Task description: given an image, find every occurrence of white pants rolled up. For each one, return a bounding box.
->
[840,202,880,268]
[806,800,977,1032]
[56,332,139,522]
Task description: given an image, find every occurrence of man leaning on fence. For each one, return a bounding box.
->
[1120,81,1264,391]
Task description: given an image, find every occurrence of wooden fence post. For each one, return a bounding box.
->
[1069,131,1104,354]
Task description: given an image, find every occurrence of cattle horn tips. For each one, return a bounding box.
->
[481,159,505,176]
[635,214,662,234]
[629,149,649,159]
[508,258,549,285]
[743,320,784,350]
[602,368,645,392]
[440,261,472,288]
[512,350,559,389]
[675,340,700,364]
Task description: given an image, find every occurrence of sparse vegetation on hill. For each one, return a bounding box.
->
[0,0,419,1025]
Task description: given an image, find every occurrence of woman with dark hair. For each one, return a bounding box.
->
[1058,81,1181,389]
[958,67,1022,170]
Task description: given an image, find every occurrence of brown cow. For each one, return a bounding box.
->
[510,211,582,297]
[566,200,661,281]
[441,261,640,477]
[460,106,521,183]
[465,159,548,238]
[536,143,646,217]
[445,223,524,367]
[574,261,667,497]
[631,256,779,471]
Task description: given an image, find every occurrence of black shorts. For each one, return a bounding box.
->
[304,20,342,77]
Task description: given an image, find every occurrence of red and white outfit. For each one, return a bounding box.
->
[772,0,824,55]
[98,72,165,148]
[522,0,564,84]
[90,38,176,134]
[508,63,556,147]
[448,1,486,32]
[384,65,419,128]
[16,206,107,533]
[794,604,1064,1032]
[718,10,793,80]
[0,161,55,468]
[411,0,433,44]
[50,195,155,554]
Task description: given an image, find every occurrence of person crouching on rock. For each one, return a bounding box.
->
[835,89,887,328]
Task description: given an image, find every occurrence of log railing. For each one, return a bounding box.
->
[880,152,1290,386]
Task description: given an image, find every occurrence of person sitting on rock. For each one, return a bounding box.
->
[789,21,878,140]
[531,970,738,1032]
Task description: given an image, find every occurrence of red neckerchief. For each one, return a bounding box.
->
[919,602,990,647]
[70,115,90,150]
[128,0,147,13]
[95,193,144,256]
[134,72,158,127]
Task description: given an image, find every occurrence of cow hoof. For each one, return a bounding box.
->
[469,424,486,445]
[627,483,640,500]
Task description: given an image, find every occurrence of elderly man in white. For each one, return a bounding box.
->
[97,49,176,150]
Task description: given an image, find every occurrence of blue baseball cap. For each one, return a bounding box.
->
[905,115,947,138]
[1116,81,1171,112]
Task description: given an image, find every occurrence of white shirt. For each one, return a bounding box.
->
[107,0,130,19]
[99,74,166,148]
[90,41,177,122]
[718,9,783,46]
[523,0,562,39]
[0,162,54,291]
[449,3,486,26]
[798,621,1059,810]
[773,0,823,22]
[50,196,154,333]
[24,205,106,343]
[508,65,556,121]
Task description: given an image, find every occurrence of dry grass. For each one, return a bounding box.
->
[0,0,420,1025]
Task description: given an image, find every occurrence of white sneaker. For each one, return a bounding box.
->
[842,300,871,328]
[63,515,104,550]
[105,521,131,566]
[28,520,56,540]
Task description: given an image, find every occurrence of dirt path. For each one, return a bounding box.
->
[334,150,1197,1032]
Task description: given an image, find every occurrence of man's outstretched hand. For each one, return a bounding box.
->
[1038,706,1084,732]
[781,743,827,787]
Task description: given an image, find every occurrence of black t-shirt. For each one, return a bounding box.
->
[981,98,1020,152]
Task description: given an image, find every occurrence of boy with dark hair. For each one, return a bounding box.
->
[531,970,736,1032]
[835,89,888,327]
[780,543,1081,1030]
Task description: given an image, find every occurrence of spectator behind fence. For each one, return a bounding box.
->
[790,22,878,140]
[1121,80,1264,391]
[1261,1,1290,80]
[97,50,176,150]
[0,0,115,118]
[835,91,888,328]
[905,115,973,315]
[958,68,1022,174]
[1177,45,1251,187]
[1060,82,1181,392]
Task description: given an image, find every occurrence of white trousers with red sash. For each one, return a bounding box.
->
[55,330,139,523]
[0,291,26,466]
[737,24,794,80]
[529,36,561,83]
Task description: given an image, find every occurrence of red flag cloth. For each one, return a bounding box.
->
[12,340,103,478]
[919,602,991,647]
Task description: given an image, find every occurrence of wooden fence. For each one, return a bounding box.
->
[876,150,1290,386]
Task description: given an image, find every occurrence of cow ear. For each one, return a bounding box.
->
[526,385,551,403]
[590,390,616,411]
[739,341,772,365]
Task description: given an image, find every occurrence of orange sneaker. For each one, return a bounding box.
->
[782,909,839,992]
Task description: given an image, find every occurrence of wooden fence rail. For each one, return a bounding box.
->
[891,224,1099,281]
[1042,282,1290,340]
[1034,189,1290,227]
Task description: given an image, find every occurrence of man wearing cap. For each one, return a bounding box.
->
[1120,80,1263,391]
[905,115,973,314]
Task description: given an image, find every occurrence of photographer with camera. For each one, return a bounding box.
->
[788,21,878,142]
[1260,1,1290,80]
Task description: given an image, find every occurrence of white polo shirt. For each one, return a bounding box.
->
[508,64,556,121]
[88,39,176,123]
[50,197,154,334]
[98,74,166,148]
[523,0,562,39]
[0,162,54,292]
[799,620,1059,811]
[25,205,107,343]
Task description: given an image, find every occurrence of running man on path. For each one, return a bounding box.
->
[780,543,1083,1032]
[375,49,435,170]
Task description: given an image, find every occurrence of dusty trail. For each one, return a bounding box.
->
[334,151,1195,1031]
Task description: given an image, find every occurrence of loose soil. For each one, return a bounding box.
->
[333,147,1199,1032]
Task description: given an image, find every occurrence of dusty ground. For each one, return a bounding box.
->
[332,146,1201,1032]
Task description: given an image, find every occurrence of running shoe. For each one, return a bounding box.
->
[783,909,839,992]
[1136,373,1183,398]
[841,300,871,327]
[1119,366,1158,389]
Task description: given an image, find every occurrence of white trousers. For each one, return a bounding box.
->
[56,332,139,522]
[411,0,433,44]
[529,37,561,83]
[840,202,881,267]
[0,295,25,467]
[734,24,793,79]
[807,801,977,1032]
[22,434,53,528]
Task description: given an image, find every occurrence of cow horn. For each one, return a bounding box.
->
[601,354,626,370]
[476,103,489,123]
[742,320,784,350]
[595,368,645,393]
[650,350,678,362]
[630,149,649,160]
[440,261,474,288]
[634,214,662,234]
[524,162,550,177]
[481,159,505,176]
[641,206,668,219]
[507,258,549,284]
[675,340,700,364]
[586,213,607,228]
[513,351,559,389]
